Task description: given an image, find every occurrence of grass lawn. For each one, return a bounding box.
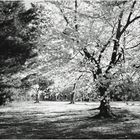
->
[0,101,140,139]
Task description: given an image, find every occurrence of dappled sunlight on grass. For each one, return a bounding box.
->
[0,101,140,138]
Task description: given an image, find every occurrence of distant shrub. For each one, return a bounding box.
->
[0,87,14,105]
[38,78,54,91]
[108,76,140,101]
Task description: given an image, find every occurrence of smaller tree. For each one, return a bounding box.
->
[38,77,54,101]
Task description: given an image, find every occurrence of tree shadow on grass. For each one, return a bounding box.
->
[50,108,140,139]
[1,107,140,139]
[0,111,64,139]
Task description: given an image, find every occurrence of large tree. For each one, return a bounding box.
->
[85,0,140,118]
[32,0,140,117]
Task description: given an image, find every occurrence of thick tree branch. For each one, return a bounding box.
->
[92,71,97,80]
[105,8,125,73]
[116,10,124,39]
[114,52,122,65]
[83,47,99,66]
[74,0,78,31]
[120,1,140,35]
[98,33,114,63]
[129,15,140,24]
[91,56,99,66]
[98,45,107,63]
[105,0,139,72]
[82,47,102,80]
[127,0,136,23]
[73,74,83,90]
[58,6,69,25]
[125,42,140,50]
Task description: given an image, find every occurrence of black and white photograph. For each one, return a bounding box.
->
[0,0,140,139]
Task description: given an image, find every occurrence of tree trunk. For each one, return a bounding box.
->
[34,92,39,103]
[69,0,77,105]
[70,92,75,104]
[97,97,115,118]
[95,86,115,118]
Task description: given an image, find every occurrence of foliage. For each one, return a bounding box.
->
[22,0,140,104]
[0,1,39,71]
[32,0,140,111]
[109,75,140,101]
[0,75,22,105]
[20,74,54,101]
[38,77,54,91]
[0,1,41,105]
[1,0,140,106]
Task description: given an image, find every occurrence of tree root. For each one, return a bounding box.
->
[69,102,75,104]
[93,111,116,119]
[34,100,39,103]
